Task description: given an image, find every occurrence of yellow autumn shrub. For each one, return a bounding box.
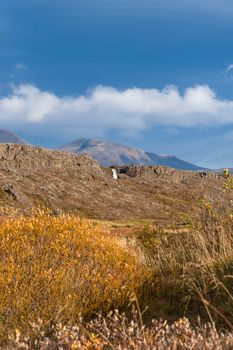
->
[0,209,149,339]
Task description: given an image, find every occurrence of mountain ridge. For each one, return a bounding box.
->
[0,129,28,145]
[60,138,204,170]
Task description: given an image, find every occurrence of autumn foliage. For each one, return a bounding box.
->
[0,210,149,340]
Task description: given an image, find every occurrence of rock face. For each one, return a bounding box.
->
[115,165,217,183]
[0,144,101,173]
[0,144,228,224]
[60,138,204,170]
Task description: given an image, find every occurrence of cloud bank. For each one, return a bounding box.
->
[1,84,233,141]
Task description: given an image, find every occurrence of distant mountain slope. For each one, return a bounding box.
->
[0,129,27,144]
[60,138,204,170]
[145,152,203,171]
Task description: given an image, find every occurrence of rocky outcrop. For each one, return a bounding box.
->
[0,144,228,224]
[0,144,101,173]
[115,165,219,183]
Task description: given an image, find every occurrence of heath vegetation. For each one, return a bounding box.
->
[0,203,232,348]
[0,209,150,345]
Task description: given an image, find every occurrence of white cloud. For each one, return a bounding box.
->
[15,63,28,72]
[226,64,233,75]
[1,83,233,140]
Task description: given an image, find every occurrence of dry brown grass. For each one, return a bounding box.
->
[136,202,233,326]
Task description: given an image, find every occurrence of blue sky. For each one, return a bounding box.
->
[1,0,233,168]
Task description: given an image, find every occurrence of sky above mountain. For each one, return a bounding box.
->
[1,0,233,168]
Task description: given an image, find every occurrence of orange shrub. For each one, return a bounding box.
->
[0,210,149,339]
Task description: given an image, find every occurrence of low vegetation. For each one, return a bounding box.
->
[7,311,233,350]
[0,210,150,344]
[0,204,232,348]
[136,200,233,326]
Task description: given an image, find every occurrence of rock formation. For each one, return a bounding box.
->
[0,144,228,224]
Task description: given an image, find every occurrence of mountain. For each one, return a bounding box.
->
[0,129,27,144]
[60,138,204,170]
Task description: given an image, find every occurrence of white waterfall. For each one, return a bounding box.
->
[112,168,118,179]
